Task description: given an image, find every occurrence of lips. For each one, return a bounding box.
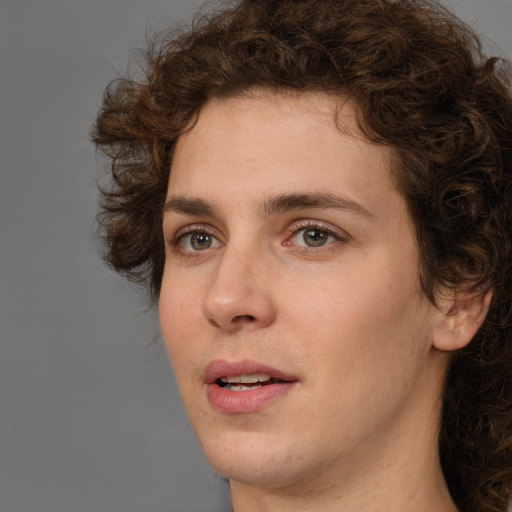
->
[203,359,299,414]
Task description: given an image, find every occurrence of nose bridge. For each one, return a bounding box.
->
[202,234,275,331]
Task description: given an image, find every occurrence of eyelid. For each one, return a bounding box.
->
[170,223,224,254]
[288,219,346,237]
[167,219,349,255]
[284,219,349,249]
[171,223,211,245]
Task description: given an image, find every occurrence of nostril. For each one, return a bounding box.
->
[206,314,256,329]
[233,314,256,323]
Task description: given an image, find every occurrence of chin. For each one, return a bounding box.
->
[199,430,319,490]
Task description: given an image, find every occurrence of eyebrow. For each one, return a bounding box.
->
[163,196,215,216]
[163,192,374,219]
[262,192,375,218]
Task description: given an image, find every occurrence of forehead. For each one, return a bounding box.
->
[174,90,394,196]
[172,91,392,176]
[178,90,367,150]
[168,90,405,229]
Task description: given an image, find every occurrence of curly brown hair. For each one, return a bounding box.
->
[92,0,512,510]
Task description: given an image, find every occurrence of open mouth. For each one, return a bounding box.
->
[216,373,287,391]
[205,362,298,413]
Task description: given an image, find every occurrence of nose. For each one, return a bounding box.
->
[202,244,276,333]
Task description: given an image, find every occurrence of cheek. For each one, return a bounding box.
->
[332,255,423,323]
[158,286,207,418]
[280,259,428,368]
[285,268,402,329]
[159,277,204,361]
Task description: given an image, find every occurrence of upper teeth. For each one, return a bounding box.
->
[220,373,272,384]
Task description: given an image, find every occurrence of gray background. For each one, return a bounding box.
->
[1,1,511,511]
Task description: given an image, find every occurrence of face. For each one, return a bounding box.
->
[159,91,447,495]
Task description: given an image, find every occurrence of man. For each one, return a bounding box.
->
[93,1,512,510]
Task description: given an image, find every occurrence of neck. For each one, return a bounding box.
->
[230,429,457,512]
[230,466,456,512]
[229,352,458,512]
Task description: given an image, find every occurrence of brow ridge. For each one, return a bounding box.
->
[262,192,374,218]
[163,192,374,219]
[163,196,216,216]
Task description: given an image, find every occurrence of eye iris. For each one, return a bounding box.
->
[190,233,212,250]
[303,229,328,247]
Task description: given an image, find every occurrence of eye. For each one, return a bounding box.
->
[298,228,333,247]
[286,222,343,249]
[176,229,222,252]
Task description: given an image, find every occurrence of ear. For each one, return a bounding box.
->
[432,288,493,352]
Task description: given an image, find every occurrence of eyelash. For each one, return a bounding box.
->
[171,224,219,253]
[285,221,346,252]
[170,220,347,256]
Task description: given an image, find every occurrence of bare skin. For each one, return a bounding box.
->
[159,90,488,512]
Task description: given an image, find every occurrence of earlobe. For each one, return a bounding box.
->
[432,288,493,352]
